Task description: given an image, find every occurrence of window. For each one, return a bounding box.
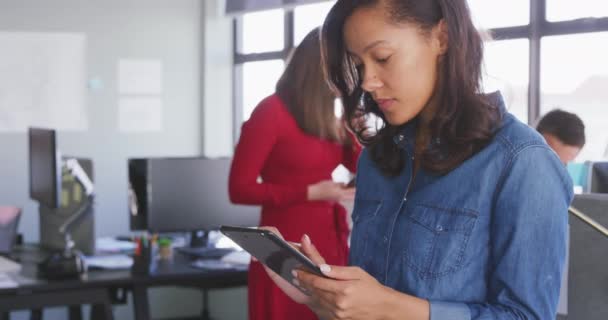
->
[468,0,529,29]
[541,32,608,161]
[547,0,608,22]
[482,39,529,123]
[241,60,285,121]
[240,9,284,54]
[294,1,335,45]
[233,1,608,158]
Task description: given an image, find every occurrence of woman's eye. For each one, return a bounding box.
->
[376,56,391,63]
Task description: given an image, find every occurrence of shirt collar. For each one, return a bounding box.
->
[391,91,506,151]
[393,118,417,152]
[486,91,507,117]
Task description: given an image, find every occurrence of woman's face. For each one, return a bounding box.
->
[344,5,445,126]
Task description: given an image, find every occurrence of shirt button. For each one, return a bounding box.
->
[398,134,404,141]
[436,225,443,232]
[383,236,388,243]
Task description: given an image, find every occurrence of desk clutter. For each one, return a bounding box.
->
[190,250,251,271]
[4,135,263,317]
[2,242,249,320]
[131,234,160,274]
[0,206,21,254]
[0,256,21,274]
[85,233,250,273]
[0,255,21,289]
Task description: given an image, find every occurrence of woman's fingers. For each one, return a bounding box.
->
[288,241,302,249]
[259,226,283,239]
[301,234,326,266]
[340,187,356,200]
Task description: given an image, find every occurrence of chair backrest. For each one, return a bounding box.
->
[0,206,21,254]
[567,193,608,319]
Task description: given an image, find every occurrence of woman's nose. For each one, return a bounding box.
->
[360,68,382,92]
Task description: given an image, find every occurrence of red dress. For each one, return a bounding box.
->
[229,94,361,320]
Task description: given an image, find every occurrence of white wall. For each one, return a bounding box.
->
[203,0,235,157]
[0,0,246,318]
[202,1,249,318]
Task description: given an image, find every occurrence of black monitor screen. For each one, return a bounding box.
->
[590,162,608,193]
[128,159,149,230]
[129,157,260,233]
[28,127,62,209]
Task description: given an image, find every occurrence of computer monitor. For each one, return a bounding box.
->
[29,127,62,209]
[128,157,260,244]
[589,162,608,193]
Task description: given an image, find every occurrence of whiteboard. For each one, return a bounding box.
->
[0,32,87,132]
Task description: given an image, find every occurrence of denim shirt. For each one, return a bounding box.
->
[350,92,573,319]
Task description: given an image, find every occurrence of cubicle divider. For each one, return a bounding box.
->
[566,193,608,319]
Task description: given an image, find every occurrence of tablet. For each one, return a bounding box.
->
[220,225,326,293]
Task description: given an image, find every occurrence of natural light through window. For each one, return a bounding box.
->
[241,9,284,54]
[547,0,608,22]
[541,32,608,161]
[468,0,529,29]
[294,1,335,45]
[242,60,285,121]
[482,39,529,123]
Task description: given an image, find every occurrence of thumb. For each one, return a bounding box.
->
[318,265,365,281]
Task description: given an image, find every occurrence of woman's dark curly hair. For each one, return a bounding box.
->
[321,0,501,176]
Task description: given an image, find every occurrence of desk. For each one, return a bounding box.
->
[0,245,248,320]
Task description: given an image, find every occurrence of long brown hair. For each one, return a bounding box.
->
[321,0,500,175]
[277,28,350,145]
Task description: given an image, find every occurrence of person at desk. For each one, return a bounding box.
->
[259,0,573,319]
[229,28,361,320]
[536,109,586,164]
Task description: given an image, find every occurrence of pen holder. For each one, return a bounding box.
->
[131,244,156,275]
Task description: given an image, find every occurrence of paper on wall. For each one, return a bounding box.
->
[118,59,163,95]
[118,97,162,132]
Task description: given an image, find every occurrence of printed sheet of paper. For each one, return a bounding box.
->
[118,97,162,132]
[118,59,163,95]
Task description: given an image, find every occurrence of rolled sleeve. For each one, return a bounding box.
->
[430,301,471,320]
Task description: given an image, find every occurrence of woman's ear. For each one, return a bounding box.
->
[433,19,448,55]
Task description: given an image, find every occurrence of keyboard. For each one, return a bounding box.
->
[175,247,234,259]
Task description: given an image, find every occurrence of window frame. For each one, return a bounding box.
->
[232,0,608,144]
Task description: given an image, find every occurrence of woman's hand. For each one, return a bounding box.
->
[295,234,430,320]
[308,180,355,202]
[298,266,394,320]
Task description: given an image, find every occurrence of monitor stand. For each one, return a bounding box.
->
[176,230,233,259]
[189,230,210,248]
[39,204,95,256]
[39,157,96,255]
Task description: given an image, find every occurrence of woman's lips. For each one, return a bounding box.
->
[376,98,396,111]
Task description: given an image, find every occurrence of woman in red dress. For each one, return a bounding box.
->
[229,28,361,320]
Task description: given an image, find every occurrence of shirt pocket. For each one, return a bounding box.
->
[402,203,478,279]
[350,198,383,265]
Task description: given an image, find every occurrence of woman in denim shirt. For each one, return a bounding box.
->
[261,0,573,319]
